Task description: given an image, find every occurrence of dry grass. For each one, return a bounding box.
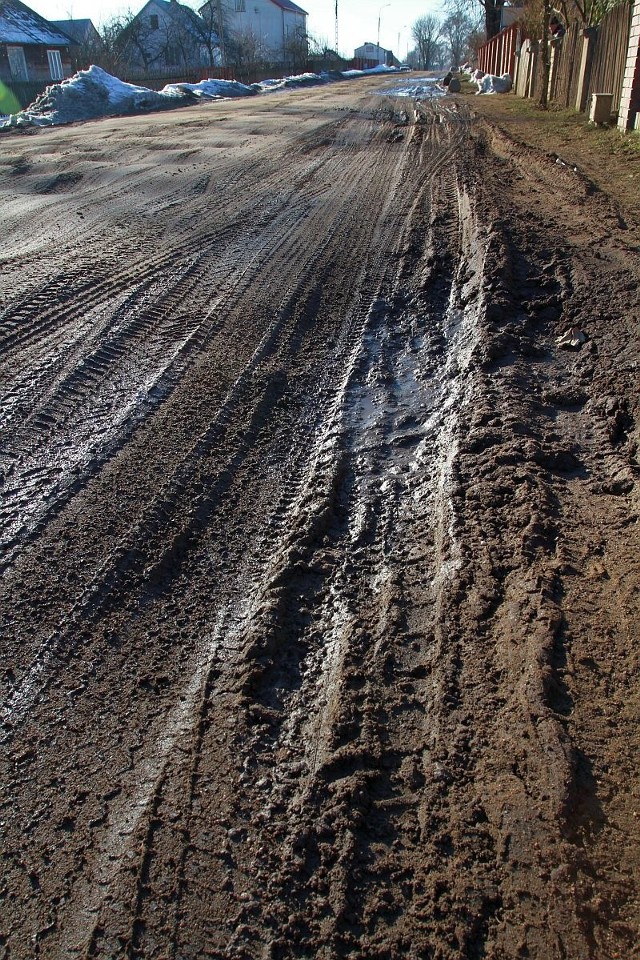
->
[461,86,640,224]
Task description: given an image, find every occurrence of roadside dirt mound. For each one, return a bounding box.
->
[1,80,638,959]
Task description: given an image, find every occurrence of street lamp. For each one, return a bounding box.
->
[377,3,390,64]
[397,24,407,65]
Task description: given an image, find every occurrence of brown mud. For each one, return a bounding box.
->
[1,77,638,960]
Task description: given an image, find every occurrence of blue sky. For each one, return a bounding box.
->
[30,0,448,60]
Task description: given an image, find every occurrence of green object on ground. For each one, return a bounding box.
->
[0,82,21,116]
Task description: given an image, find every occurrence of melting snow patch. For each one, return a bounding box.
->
[379,75,444,99]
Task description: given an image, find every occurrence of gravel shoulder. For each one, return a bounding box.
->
[0,77,638,959]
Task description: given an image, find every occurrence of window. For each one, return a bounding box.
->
[47,49,64,81]
[7,46,28,81]
[149,14,159,29]
[235,0,246,11]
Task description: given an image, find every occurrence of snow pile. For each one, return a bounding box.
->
[258,72,327,91]
[341,64,397,78]
[0,65,189,127]
[254,64,401,91]
[474,72,512,95]
[461,62,484,78]
[365,64,399,73]
[163,78,258,100]
[0,63,405,131]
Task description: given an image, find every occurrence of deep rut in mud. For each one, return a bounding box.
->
[1,79,638,960]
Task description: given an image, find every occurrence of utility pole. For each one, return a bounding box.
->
[335,0,338,55]
[377,4,389,64]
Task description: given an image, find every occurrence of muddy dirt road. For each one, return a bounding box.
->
[1,77,638,959]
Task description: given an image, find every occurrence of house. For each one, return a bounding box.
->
[52,18,102,51]
[117,0,216,74]
[354,42,397,67]
[51,18,103,71]
[199,0,308,67]
[0,0,74,86]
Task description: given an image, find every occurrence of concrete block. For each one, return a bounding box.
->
[589,92,613,123]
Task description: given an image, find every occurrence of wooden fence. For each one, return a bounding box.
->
[587,1,633,109]
[477,23,520,78]
[480,1,634,119]
[548,21,583,108]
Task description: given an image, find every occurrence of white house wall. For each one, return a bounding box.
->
[355,43,385,65]
[228,0,305,60]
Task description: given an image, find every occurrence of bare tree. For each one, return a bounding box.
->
[551,0,625,26]
[441,3,475,65]
[114,11,166,72]
[101,5,212,77]
[306,33,332,57]
[197,1,230,66]
[411,15,442,69]
[453,0,506,39]
[226,27,270,73]
[166,19,202,71]
[100,11,158,73]
[282,25,308,71]
[66,29,105,72]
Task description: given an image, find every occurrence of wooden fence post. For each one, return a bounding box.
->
[575,27,597,112]
[548,38,560,101]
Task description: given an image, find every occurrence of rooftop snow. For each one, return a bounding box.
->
[0,0,73,45]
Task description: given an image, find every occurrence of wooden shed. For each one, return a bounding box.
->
[0,0,74,89]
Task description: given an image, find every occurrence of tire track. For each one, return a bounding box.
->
[0,94,420,729]
[3,88,582,960]
[128,102,471,960]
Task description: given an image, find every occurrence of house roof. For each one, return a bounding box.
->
[0,0,73,45]
[154,0,206,30]
[271,0,308,16]
[198,0,306,19]
[51,19,99,45]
